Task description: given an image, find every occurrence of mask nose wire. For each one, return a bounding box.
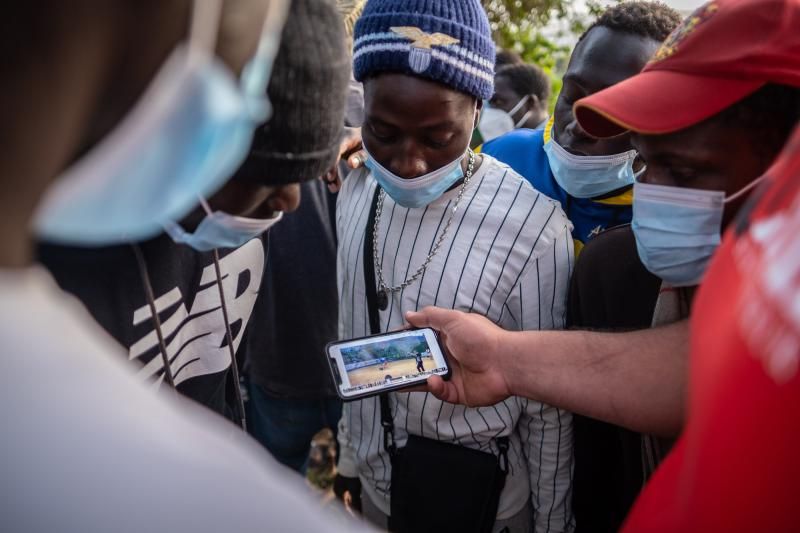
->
[211,249,248,431]
[131,243,177,390]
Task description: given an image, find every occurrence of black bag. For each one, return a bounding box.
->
[364,188,509,533]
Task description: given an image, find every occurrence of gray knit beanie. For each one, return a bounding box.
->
[235,0,349,185]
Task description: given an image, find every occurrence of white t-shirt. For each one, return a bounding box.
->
[336,155,575,531]
[0,267,370,533]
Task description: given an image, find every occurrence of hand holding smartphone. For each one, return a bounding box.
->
[326,328,450,400]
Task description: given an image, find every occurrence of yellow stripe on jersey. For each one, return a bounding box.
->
[573,238,584,258]
[542,115,554,144]
[593,188,634,206]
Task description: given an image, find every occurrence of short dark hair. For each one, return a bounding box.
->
[496,63,551,103]
[495,48,523,71]
[719,84,800,156]
[579,1,682,43]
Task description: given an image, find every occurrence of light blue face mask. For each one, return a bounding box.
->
[363,138,471,209]
[164,198,283,252]
[543,132,638,199]
[34,0,290,246]
[632,177,764,286]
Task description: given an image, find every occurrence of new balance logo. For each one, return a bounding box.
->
[129,239,265,387]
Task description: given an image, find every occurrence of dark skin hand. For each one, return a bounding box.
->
[553,26,660,158]
[320,128,364,193]
[490,74,547,129]
[362,73,483,179]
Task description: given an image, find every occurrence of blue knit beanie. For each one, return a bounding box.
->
[353,0,495,100]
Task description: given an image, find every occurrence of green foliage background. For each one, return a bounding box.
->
[481,0,614,111]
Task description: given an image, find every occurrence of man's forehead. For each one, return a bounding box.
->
[567,26,660,91]
[365,73,474,107]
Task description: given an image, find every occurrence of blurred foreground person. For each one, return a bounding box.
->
[0,1,368,531]
[38,0,347,434]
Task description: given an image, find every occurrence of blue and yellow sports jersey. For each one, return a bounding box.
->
[482,123,632,256]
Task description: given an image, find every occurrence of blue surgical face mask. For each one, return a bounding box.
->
[364,135,473,209]
[34,0,290,246]
[543,132,638,199]
[632,177,765,286]
[164,198,283,252]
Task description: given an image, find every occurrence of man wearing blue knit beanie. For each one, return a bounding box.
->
[333,1,575,531]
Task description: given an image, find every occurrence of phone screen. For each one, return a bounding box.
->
[326,328,449,400]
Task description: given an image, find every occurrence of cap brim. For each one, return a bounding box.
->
[574,70,764,138]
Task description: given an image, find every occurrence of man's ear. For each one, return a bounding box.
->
[528,94,543,113]
[473,99,483,130]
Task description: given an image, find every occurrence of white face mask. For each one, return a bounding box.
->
[477,106,514,143]
[164,197,283,251]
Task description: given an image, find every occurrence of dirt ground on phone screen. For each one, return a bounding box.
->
[347,355,435,386]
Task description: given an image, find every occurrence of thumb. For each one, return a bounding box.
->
[405,306,461,332]
[348,150,366,169]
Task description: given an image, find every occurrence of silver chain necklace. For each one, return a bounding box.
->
[373,150,476,310]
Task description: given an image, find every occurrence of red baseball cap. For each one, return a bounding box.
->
[574,0,800,138]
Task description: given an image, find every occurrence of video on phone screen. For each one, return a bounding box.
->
[336,331,446,396]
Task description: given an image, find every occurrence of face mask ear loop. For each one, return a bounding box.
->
[187,0,222,64]
[725,175,767,204]
[131,244,177,391]
[515,110,533,128]
[211,249,248,431]
[245,0,291,96]
[199,196,214,216]
[508,94,530,121]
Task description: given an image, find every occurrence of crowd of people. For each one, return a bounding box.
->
[2,0,799,532]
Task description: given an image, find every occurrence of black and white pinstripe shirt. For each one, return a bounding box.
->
[336,155,575,532]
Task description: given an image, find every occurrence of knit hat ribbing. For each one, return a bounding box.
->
[234,0,349,186]
[353,0,495,100]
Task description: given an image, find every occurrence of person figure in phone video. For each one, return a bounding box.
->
[414,350,425,373]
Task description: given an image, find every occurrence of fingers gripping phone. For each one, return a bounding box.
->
[326,328,450,401]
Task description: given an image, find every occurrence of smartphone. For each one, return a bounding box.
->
[326,328,450,401]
